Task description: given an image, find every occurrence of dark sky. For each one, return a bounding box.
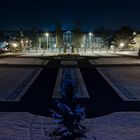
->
[0,0,140,31]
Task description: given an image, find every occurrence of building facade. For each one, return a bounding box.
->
[38,30,104,50]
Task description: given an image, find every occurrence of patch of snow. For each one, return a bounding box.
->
[0,112,140,140]
[97,67,140,101]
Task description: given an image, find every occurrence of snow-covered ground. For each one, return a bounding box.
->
[80,50,139,57]
[89,57,140,65]
[21,52,58,57]
[0,57,49,101]
[116,50,139,56]
[0,112,140,140]
[0,67,42,101]
[97,67,140,101]
[1,49,139,57]
[80,50,119,56]
[0,57,49,65]
[87,112,140,140]
[21,49,59,56]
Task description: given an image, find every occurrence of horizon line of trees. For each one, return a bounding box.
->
[1,21,139,53]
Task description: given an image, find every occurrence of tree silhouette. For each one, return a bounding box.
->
[56,20,63,53]
[73,20,83,53]
[30,27,39,53]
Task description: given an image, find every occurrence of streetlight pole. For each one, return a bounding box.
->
[89,32,92,48]
[89,32,92,53]
[45,33,49,52]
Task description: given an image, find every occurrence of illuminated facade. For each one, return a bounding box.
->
[0,30,104,50]
[38,30,104,49]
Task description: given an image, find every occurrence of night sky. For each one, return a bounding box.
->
[0,0,140,31]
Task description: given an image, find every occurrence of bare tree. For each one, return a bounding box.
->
[113,26,135,50]
[56,20,63,53]
[30,27,39,53]
[73,20,83,53]
[94,28,113,52]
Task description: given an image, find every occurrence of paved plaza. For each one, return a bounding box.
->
[0,54,139,139]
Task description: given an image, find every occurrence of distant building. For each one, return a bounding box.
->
[0,30,105,50]
[38,30,104,49]
[63,30,73,47]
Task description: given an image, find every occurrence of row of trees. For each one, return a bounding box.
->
[94,26,138,50]
[1,22,139,53]
[55,21,138,52]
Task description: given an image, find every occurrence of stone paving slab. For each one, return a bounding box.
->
[0,67,42,101]
[0,58,49,65]
[0,112,140,140]
[97,67,140,101]
[89,57,140,65]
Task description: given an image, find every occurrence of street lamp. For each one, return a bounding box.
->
[89,32,92,48]
[120,43,124,48]
[54,44,56,48]
[12,43,18,47]
[133,32,136,36]
[45,33,49,50]
[45,33,49,37]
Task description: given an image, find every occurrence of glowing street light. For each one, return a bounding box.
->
[45,33,49,37]
[89,32,92,48]
[120,43,124,47]
[54,44,56,48]
[12,43,18,47]
[133,32,136,35]
[89,32,92,36]
[45,33,49,50]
